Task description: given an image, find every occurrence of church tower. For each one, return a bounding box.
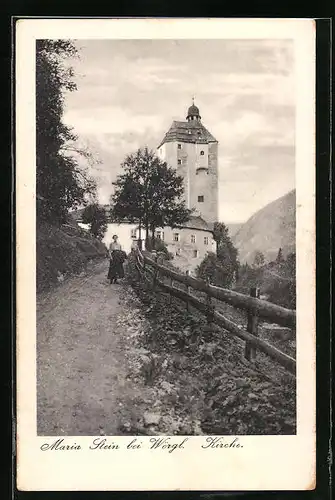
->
[157,100,218,224]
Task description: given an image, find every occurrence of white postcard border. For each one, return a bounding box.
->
[16,18,316,491]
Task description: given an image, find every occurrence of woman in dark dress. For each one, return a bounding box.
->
[107,235,126,284]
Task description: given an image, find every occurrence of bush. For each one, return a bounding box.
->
[196,252,235,288]
[146,238,173,260]
[236,255,296,309]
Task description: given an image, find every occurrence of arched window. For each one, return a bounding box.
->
[200,150,205,155]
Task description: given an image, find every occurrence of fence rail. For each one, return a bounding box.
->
[143,254,296,328]
[134,249,296,376]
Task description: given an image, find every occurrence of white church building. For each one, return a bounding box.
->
[152,100,219,272]
[78,101,219,274]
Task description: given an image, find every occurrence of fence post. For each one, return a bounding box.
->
[244,287,260,361]
[205,277,214,324]
[185,270,190,311]
[152,254,158,291]
[169,277,173,305]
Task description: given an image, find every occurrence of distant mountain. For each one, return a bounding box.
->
[232,190,296,264]
[226,223,243,238]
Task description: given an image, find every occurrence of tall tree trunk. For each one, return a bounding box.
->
[145,221,150,250]
[138,219,142,250]
[151,225,156,247]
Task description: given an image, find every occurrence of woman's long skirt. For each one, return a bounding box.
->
[107,258,124,281]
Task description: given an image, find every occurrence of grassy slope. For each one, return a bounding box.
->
[37,218,107,293]
[126,255,296,435]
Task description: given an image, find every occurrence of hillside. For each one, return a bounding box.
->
[232,190,296,264]
[226,223,243,238]
[37,217,107,293]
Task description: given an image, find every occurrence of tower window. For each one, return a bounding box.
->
[193,249,198,258]
[204,236,209,245]
[131,228,137,239]
[198,195,204,202]
[200,150,205,155]
[173,233,180,242]
[156,231,164,241]
[191,234,196,243]
[178,144,182,149]
[178,159,182,165]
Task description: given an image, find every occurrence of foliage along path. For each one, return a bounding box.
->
[37,258,296,436]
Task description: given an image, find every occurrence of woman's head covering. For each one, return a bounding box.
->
[112,234,118,240]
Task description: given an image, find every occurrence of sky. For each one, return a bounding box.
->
[63,39,295,223]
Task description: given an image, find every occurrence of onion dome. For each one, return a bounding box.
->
[186,100,201,121]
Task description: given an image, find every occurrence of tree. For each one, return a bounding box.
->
[36,40,97,223]
[286,252,296,274]
[82,203,108,240]
[110,148,192,248]
[196,223,239,288]
[253,250,265,268]
[146,237,173,260]
[276,247,284,265]
[212,222,239,285]
[285,252,296,309]
[196,252,232,288]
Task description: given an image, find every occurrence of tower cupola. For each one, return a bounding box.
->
[186,98,201,122]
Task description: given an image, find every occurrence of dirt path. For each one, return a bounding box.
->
[37,259,152,436]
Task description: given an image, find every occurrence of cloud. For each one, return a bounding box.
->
[62,38,295,222]
[64,106,164,136]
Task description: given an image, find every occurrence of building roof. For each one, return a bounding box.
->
[182,215,213,232]
[158,120,217,148]
[187,103,201,120]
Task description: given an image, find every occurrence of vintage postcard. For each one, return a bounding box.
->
[16,18,316,491]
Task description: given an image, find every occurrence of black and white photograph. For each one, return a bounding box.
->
[16,18,316,492]
[35,37,297,437]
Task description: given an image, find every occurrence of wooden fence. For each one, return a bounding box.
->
[134,248,296,376]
